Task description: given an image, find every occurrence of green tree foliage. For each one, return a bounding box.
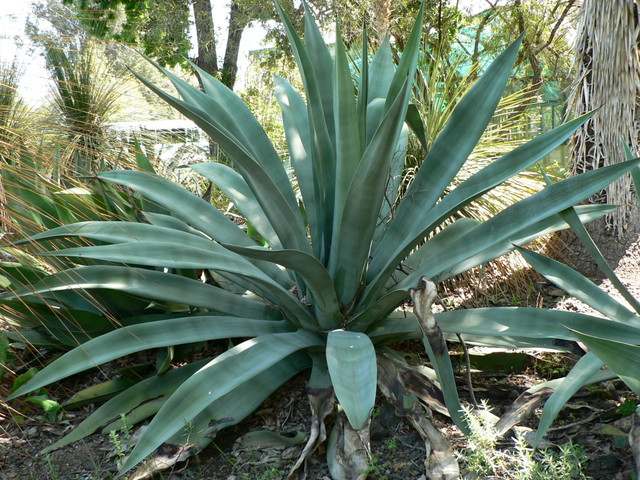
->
[60,0,307,88]
[461,0,577,92]
[61,0,192,69]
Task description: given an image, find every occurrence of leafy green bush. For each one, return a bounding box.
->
[5,2,640,477]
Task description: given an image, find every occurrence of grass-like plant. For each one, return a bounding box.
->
[5,2,640,478]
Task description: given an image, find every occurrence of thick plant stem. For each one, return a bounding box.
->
[377,354,460,480]
[411,277,469,434]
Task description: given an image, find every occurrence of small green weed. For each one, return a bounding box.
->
[531,353,571,379]
[458,403,590,480]
[43,454,60,480]
[12,368,63,423]
[108,414,133,462]
[384,435,398,450]
[617,398,638,417]
[364,454,390,480]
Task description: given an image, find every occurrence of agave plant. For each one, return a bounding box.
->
[5,2,640,478]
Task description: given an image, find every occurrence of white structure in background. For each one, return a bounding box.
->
[109,119,210,184]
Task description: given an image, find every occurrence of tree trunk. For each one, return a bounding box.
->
[566,0,640,236]
[221,0,249,89]
[371,0,391,45]
[192,0,218,77]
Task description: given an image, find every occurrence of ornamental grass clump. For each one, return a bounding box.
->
[5,2,640,478]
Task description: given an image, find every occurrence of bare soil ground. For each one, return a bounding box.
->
[1,229,639,480]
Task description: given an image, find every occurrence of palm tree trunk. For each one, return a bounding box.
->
[566,0,640,236]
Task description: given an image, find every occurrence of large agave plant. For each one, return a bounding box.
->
[6,2,640,478]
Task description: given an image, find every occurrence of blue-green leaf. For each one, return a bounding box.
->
[9,317,292,399]
[534,353,612,446]
[191,163,282,249]
[118,330,322,474]
[326,330,377,429]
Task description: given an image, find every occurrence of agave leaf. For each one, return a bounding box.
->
[326,330,377,430]
[410,278,468,434]
[302,1,335,142]
[42,243,315,327]
[332,24,362,241]
[406,103,428,151]
[140,54,299,220]
[366,113,592,295]
[123,75,310,254]
[623,142,640,204]
[436,204,615,282]
[367,37,395,107]
[367,315,565,349]
[275,0,335,259]
[403,159,640,287]
[0,261,50,289]
[373,124,409,248]
[368,307,640,351]
[358,205,614,322]
[6,265,279,320]
[440,308,639,340]
[370,36,524,283]
[32,215,292,288]
[533,352,607,446]
[19,220,232,250]
[174,352,310,443]
[98,170,249,245]
[402,218,481,277]
[132,139,156,174]
[569,330,640,396]
[119,330,322,475]
[42,359,209,453]
[9,317,293,399]
[356,26,369,147]
[185,61,296,204]
[385,1,424,110]
[555,206,640,313]
[141,211,208,236]
[128,354,310,480]
[329,77,414,305]
[274,76,324,259]
[64,373,144,409]
[349,289,410,332]
[191,162,281,249]
[633,166,640,204]
[517,247,640,325]
[222,244,342,329]
[419,114,591,243]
